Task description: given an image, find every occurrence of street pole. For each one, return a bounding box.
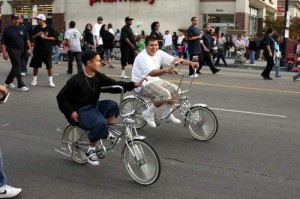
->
[282,0,289,64]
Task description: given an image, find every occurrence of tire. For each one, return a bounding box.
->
[185,106,218,141]
[63,125,88,164]
[123,139,161,185]
[121,98,147,129]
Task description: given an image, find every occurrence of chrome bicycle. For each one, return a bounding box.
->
[121,67,219,141]
[54,85,161,186]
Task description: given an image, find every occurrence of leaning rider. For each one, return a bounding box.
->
[132,36,198,128]
[57,51,144,166]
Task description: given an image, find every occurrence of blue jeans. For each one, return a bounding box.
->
[104,49,112,59]
[294,72,300,79]
[0,149,7,187]
[77,100,119,142]
[273,58,280,76]
[250,50,255,64]
[53,46,60,63]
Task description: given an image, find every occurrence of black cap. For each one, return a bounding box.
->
[97,16,103,21]
[11,14,20,20]
[125,16,134,22]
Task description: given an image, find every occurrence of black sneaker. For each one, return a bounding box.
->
[86,150,99,166]
[213,69,221,74]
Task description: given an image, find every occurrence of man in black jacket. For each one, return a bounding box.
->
[57,51,144,166]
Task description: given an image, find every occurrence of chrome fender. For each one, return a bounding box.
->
[184,104,208,126]
[190,103,207,109]
[121,136,146,159]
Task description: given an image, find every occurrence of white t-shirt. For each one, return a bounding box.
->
[177,36,185,45]
[132,49,174,91]
[92,23,103,45]
[109,28,114,35]
[64,28,83,52]
[163,34,172,46]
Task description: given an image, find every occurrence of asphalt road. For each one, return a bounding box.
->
[0,59,299,199]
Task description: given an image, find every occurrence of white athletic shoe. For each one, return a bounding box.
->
[188,73,198,78]
[120,74,129,79]
[17,87,29,92]
[31,80,37,86]
[4,83,16,89]
[0,185,22,198]
[49,82,55,88]
[164,114,181,124]
[21,72,26,76]
[142,110,156,128]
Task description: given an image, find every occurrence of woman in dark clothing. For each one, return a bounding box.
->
[248,36,258,64]
[100,24,115,68]
[83,23,94,51]
[224,35,234,58]
[150,21,164,50]
[261,28,275,80]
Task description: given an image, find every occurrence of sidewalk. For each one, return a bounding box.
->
[217,58,266,70]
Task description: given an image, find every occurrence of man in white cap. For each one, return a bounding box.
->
[29,14,57,87]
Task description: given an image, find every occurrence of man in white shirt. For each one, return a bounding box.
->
[92,16,105,63]
[64,21,83,74]
[163,30,172,51]
[132,36,198,128]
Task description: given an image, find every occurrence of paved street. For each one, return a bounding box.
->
[0,58,299,199]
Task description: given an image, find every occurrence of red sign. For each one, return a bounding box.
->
[277,6,285,12]
[90,0,155,6]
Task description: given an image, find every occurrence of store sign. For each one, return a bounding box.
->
[89,0,155,6]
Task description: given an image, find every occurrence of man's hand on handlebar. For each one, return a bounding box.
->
[134,77,147,88]
[166,67,178,75]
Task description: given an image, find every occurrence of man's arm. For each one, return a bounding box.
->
[125,38,135,49]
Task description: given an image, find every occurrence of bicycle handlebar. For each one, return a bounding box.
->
[100,85,135,118]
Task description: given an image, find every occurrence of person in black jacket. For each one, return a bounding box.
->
[57,51,144,166]
[100,24,115,68]
[83,23,95,51]
[248,36,258,64]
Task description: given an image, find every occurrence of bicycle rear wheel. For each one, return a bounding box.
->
[121,98,147,129]
[123,139,161,185]
[63,125,88,164]
[185,106,218,141]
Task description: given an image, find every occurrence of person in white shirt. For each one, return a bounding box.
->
[108,23,114,35]
[92,16,105,64]
[163,30,173,51]
[64,21,83,74]
[177,32,185,45]
[132,36,198,128]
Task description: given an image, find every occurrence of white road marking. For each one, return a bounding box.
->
[210,108,287,118]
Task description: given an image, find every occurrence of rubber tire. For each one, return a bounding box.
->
[185,106,218,141]
[121,98,148,129]
[123,139,161,185]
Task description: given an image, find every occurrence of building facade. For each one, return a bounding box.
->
[277,0,300,18]
[0,0,278,36]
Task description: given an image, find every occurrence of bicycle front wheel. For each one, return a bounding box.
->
[63,125,88,164]
[121,98,147,129]
[123,139,161,185]
[185,106,218,141]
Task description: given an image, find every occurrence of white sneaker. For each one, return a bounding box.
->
[4,83,16,89]
[164,114,181,124]
[188,73,198,78]
[17,86,29,92]
[21,72,26,76]
[31,80,37,86]
[120,74,129,79]
[86,150,99,166]
[0,185,22,198]
[49,82,55,88]
[142,110,156,128]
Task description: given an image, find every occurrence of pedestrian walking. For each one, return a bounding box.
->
[92,16,105,65]
[29,14,57,87]
[261,28,275,80]
[187,17,203,77]
[100,24,115,68]
[83,23,95,51]
[273,34,281,77]
[120,16,136,79]
[19,14,32,76]
[199,23,220,74]
[150,21,164,50]
[249,36,257,64]
[65,21,83,74]
[1,14,31,92]
[0,85,22,198]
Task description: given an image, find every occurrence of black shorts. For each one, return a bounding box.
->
[121,48,135,66]
[29,53,52,69]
